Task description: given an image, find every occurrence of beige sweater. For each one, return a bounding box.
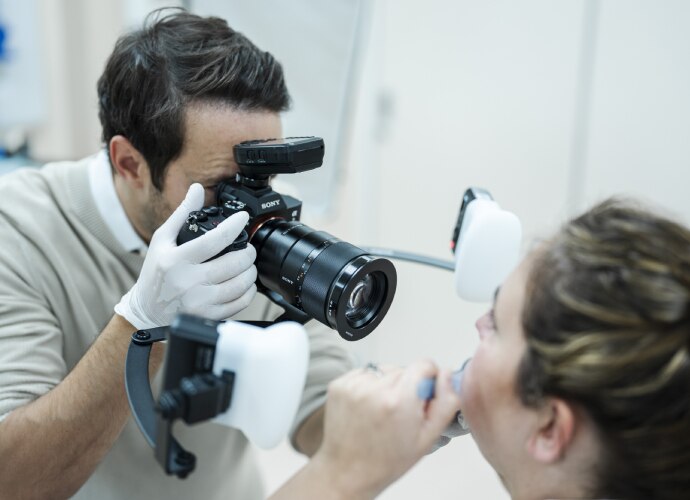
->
[0,157,353,499]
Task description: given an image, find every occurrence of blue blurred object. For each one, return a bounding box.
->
[420,360,472,452]
[417,360,469,401]
[0,21,6,61]
[417,378,436,400]
[0,155,37,176]
[0,2,46,130]
[418,359,473,453]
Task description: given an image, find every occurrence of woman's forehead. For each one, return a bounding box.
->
[495,255,536,333]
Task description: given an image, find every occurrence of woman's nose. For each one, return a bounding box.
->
[475,312,490,338]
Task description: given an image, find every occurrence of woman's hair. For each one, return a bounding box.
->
[518,198,690,500]
[97,8,290,190]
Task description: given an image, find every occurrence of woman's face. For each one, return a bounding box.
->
[459,255,538,488]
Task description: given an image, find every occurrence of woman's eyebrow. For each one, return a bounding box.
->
[492,287,501,331]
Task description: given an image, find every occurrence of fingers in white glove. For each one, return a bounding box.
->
[211,283,257,320]
[212,266,259,303]
[176,210,250,263]
[199,245,257,284]
[115,184,258,329]
[154,183,205,243]
[178,265,257,316]
[160,259,257,304]
[182,282,257,321]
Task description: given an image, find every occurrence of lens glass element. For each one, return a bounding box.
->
[345,273,385,329]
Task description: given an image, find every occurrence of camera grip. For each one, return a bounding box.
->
[177,208,250,258]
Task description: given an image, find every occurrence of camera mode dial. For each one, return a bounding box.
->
[222,200,248,218]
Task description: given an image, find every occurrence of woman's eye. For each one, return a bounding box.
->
[488,309,497,329]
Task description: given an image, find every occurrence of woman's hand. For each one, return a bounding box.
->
[313,360,462,498]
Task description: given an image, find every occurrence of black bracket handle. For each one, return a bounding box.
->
[124,326,198,478]
[124,301,308,480]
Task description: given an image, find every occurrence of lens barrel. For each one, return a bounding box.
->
[252,220,396,341]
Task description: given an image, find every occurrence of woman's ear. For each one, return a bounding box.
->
[526,398,576,464]
[109,135,149,189]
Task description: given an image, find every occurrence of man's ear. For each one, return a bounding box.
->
[109,135,148,188]
[526,398,576,464]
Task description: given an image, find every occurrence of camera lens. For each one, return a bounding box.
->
[252,220,396,341]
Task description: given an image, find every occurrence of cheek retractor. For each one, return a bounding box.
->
[417,359,471,434]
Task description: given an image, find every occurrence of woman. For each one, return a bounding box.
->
[272,199,690,500]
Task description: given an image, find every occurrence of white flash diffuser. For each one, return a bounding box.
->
[212,320,309,448]
[451,192,522,302]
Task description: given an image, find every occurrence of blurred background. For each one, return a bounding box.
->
[1,0,689,498]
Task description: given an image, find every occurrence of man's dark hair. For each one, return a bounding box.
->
[97,8,291,190]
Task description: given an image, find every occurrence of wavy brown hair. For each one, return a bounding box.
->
[518,199,690,499]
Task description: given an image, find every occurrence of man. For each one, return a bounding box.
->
[0,9,352,499]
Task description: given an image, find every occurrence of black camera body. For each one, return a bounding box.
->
[177,137,396,341]
[178,137,320,246]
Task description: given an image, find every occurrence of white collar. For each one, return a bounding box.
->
[88,151,148,255]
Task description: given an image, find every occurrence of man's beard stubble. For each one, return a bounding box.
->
[140,185,176,243]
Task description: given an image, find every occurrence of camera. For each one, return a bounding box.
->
[177,137,397,341]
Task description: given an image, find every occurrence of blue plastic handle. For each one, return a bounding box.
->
[417,359,470,401]
[417,377,436,400]
[417,369,464,401]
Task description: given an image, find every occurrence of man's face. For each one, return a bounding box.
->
[141,103,282,237]
[459,254,537,489]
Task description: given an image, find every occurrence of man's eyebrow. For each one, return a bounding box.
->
[493,287,500,306]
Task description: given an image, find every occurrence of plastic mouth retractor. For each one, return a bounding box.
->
[417,359,472,435]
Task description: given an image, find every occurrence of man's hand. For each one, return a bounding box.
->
[115,183,257,329]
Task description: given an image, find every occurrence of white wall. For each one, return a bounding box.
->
[25,0,179,161]
[580,0,690,223]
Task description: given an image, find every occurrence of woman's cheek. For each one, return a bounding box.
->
[459,359,481,411]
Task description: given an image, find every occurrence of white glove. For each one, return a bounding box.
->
[115,183,257,330]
